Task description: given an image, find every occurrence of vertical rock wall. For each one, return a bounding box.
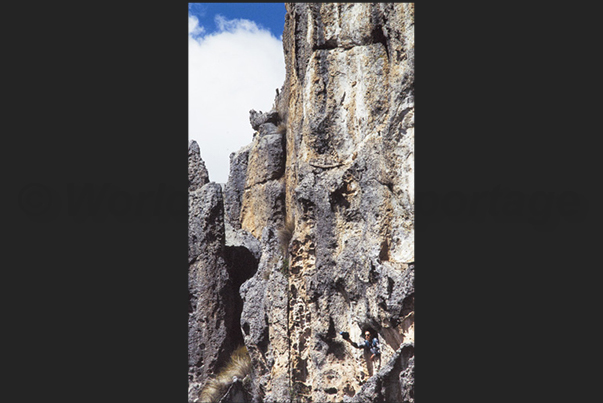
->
[188,141,260,402]
[188,146,235,400]
[188,3,414,403]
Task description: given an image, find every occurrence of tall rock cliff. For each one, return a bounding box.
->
[189,3,414,402]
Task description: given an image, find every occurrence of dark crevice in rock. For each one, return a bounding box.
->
[368,261,380,284]
[225,246,259,286]
[257,314,270,357]
[293,357,308,384]
[379,239,390,262]
[335,278,351,305]
[188,292,196,314]
[280,126,287,177]
[224,244,260,349]
[371,23,389,60]
[401,293,414,319]
[324,387,338,394]
[329,185,351,212]
[312,38,338,51]
[326,316,348,360]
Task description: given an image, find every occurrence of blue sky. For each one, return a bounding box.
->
[188,3,287,183]
[189,3,286,39]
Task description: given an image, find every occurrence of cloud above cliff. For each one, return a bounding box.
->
[189,14,285,184]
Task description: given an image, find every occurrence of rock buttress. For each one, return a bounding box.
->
[188,141,259,403]
[236,3,415,403]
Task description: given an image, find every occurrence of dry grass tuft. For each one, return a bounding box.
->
[276,121,287,135]
[276,215,296,256]
[199,345,252,403]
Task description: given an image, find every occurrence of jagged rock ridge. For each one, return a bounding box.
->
[188,3,414,403]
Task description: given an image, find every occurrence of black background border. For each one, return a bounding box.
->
[6,2,599,402]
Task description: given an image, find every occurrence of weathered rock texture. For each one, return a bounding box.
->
[188,140,209,192]
[188,141,259,403]
[189,3,414,402]
[224,143,252,230]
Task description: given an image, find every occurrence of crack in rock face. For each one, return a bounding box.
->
[188,3,414,403]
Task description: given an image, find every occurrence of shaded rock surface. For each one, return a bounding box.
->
[188,140,209,192]
[249,109,280,131]
[239,126,286,238]
[224,143,252,230]
[219,377,253,403]
[239,226,291,403]
[188,3,414,403]
[188,178,234,401]
[188,143,259,403]
[347,342,415,403]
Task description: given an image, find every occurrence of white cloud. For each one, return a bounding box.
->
[188,14,285,184]
[188,15,204,37]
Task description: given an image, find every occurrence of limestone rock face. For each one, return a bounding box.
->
[188,3,414,403]
[188,179,234,401]
[188,140,209,192]
[249,109,280,131]
[242,4,414,402]
[239,226,291,403]
[348,343,415,403]
[224,143,252,230]
[239,121,287,239]
[188,144,259,403]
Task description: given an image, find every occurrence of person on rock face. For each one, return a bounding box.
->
[341,329,382,376]
[341,329,381,361]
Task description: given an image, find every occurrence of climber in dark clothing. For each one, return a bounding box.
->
[341,330,381,362]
